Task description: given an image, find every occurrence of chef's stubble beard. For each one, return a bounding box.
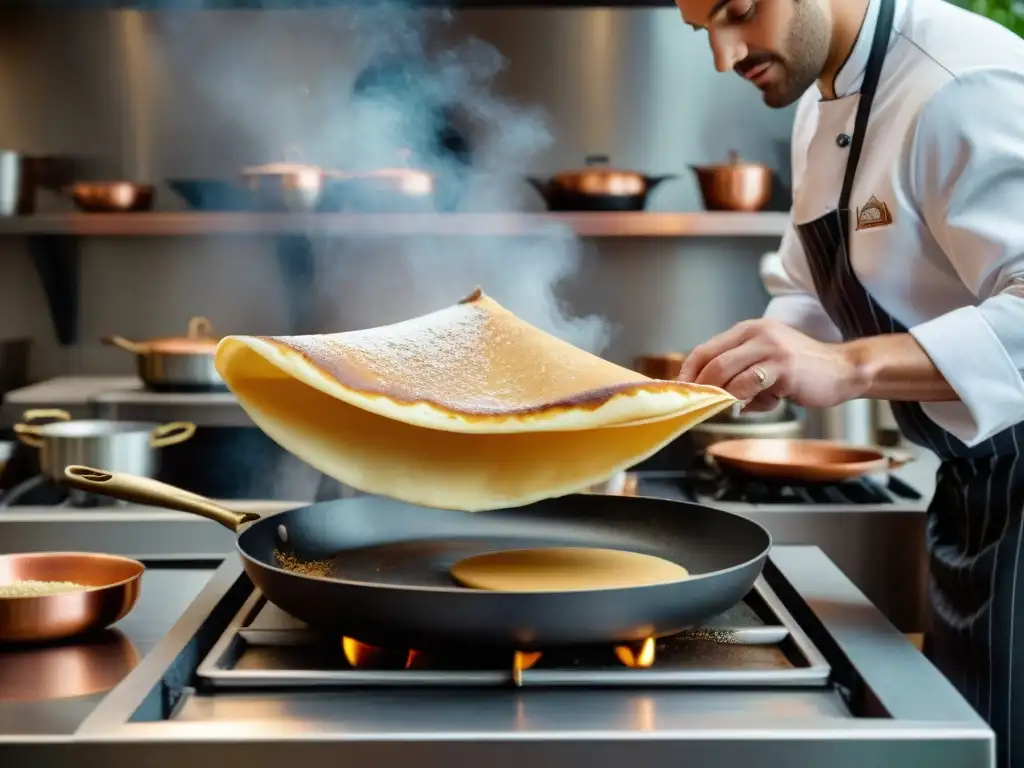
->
[765,0,832,108]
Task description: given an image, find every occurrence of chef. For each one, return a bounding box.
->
[673,0,1024,764]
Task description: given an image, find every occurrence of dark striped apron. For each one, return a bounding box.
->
[794,0,1024,765]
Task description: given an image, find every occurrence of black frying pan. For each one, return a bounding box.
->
[62,465,771,651]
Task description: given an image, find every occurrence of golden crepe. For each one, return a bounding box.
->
[215,289,735,511]
[449,547,690,592]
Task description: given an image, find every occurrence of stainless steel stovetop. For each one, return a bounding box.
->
[2,547,992,768]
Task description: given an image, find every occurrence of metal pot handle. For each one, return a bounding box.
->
[150,421,197,449]
[102,335,144,354]
[13,409,72,449]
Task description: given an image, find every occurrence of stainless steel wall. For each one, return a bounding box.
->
[0,8,795,379]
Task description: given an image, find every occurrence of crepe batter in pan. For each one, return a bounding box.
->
[449,546,690,592]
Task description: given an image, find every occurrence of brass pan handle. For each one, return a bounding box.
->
[62,466,259,531]
[13,409,72,449]
[22,409,72,423]
[150,421,197,449]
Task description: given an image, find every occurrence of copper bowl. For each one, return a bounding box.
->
[690,151,773,212]
[0,552,144,643]
[68,182,155,213]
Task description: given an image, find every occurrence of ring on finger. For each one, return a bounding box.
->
[752,365,776,390]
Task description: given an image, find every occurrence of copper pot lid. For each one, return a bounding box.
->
[691,150,770,174]
[549,154,653,196]
[104,317,220,355]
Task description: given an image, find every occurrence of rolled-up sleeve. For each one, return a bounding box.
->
[762,225,843,342]
[908,69,1024,446]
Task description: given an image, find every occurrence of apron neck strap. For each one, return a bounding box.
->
[839,0,897,211]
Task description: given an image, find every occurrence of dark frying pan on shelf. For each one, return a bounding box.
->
[166,178,253,211]
[527,155,676,212]
[63,466,770,651]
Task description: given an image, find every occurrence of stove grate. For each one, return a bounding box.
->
[195,578,830,689]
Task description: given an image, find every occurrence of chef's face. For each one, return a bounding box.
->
[676,0,831,108]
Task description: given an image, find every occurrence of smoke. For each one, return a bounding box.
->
[162,1,613,355]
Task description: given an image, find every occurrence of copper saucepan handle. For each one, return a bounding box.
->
[62,466,259,531]
[102,335,145,354]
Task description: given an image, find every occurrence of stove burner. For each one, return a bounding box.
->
[195,578,831,689]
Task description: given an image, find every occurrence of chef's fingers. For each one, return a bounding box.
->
[678,323,756,382]
[741,391,781,412]
[693,341,769,388]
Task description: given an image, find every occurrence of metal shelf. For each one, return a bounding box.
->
[0,212,789,238]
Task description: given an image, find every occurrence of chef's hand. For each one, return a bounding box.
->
[678,319,863,410]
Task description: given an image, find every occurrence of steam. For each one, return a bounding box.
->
[163,1,613,354]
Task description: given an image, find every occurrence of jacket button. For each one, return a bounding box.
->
[836,133,851,148]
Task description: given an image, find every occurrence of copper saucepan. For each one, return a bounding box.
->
[103,316,224,391]
[0,552,144,643]
[690,151,773,212]
[705,438,915,483]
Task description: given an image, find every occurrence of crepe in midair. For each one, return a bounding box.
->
[215,289,736,511]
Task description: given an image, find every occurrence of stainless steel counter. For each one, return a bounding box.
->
[0,546,994,767]
[0,557,219,737]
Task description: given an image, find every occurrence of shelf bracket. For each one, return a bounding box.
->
[27,235,80,346]
[274,235,317,335]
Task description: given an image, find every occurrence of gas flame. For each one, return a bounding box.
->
[342,638,421,670]
[614,637,656,668]
[342,637,377,667]
[512,650,543,686]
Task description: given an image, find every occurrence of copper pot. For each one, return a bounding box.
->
[102,316,224,392]
[66,182,154,213]
[528,154,676,211]
[690,151,773,212]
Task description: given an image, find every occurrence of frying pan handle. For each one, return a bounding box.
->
[62,466,260,531]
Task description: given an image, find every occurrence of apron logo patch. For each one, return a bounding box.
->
[856,196,893,230]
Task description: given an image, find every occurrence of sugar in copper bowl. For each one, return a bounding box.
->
[0,552,144,643]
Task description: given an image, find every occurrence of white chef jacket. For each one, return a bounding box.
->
[763,0,1024,448]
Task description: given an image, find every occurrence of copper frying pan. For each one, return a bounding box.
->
[0,552,144,643]
[705,438,914,483]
